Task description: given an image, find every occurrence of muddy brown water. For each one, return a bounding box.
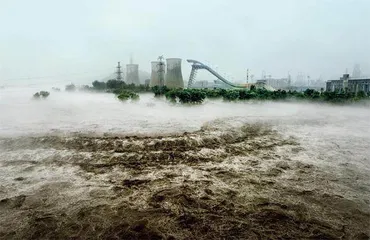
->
[0,90,369,239]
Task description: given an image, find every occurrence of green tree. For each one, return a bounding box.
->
[40,91,50,98]
[223,90,239,101]
[106,79,125,89]
[117,90,139,101]
[65,84,76,91]
[92,80,106,90]
[152,86,170,96]
[33,92,40,99]
[33,91,50,99]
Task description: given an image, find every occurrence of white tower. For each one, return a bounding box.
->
[164,58,184,89]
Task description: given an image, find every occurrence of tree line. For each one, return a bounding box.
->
[61,79,369,104]
[159,88,369,104]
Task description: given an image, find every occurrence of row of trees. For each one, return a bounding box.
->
[62,79,369,104]
[152,86,170,96]
[33,91,50,99]
[91,80,151,93]
[64,80,151,93]
[165,89,206,104]
[91,80,143,101]
[159,88,369,104]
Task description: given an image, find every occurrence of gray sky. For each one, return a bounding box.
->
[0,0,369,85]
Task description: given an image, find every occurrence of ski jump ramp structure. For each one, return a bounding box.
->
[187,59,275,91]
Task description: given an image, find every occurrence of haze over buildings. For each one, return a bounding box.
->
[126,64,140,85]
[0,0,369,85]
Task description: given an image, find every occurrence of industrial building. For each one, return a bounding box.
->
[326,74,370,93]
[149,61,165,87]
[256,77,290,90]
[149,61,159,87]
[191,80,227,89]
[126,64,140,85]
[165,58,184,89]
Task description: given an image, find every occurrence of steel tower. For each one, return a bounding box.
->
[116,62,123,81]
[157,56,165,87]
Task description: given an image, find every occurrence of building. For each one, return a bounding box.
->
[190,80,233,89]
[257,78,290,90]
[164,58,184,89]
[326,74,370,93]
[126,64,140,85]
[191,80,209,89]
[149,61,165,87]
[149,61,160,87]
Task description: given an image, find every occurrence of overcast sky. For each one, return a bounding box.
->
[0,0,369,85]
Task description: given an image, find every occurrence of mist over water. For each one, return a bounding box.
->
[0,85,302,136]
[1,85,369,137]
[2,0,370,237]
[1,85,370,175]
[1,85,370,169]
[1,85,370,238]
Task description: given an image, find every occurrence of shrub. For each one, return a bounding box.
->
[223,90,239,101]
[40,91,50,98]
[106,79,125,89]
[65,84,76,91]
[177,90,192,104]
[152,86,170,96]
[92,80,106,90]
[165,89,179,102]
[164,89,206,104]
[189,90,206,103]
[204,89,225,98]
[33,91,50,99]
[239,90,254,100]
[357,91,367,98]
[79,85,93,91]
[33,92,40,99]
[117,90,139,101]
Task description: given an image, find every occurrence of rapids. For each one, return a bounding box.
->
[0,86,369,239]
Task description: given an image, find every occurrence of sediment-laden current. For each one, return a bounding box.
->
[0,89,369,239]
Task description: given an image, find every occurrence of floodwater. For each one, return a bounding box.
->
[0,85,318,136]
[0,85,369,239]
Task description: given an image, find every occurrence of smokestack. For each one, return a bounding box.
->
[165,58,184,89]
[126,64,140,85]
